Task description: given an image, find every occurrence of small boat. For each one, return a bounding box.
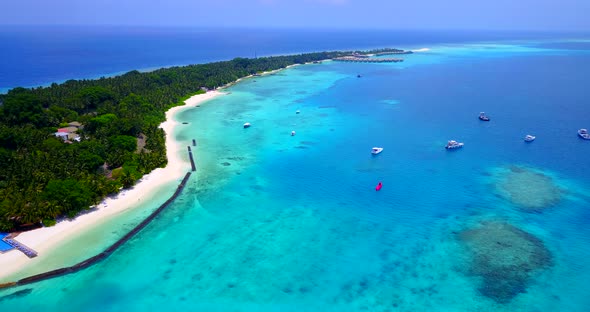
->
[296,110,300,114]
[243,123,251,128]
[524,135,536,142]
[578,129,590,140]
[371,147,384,155]
[291,131,296,136]
[478,112,490,121]
[375,182,382,191]
[445,140,464,149]
[357,74,362,78]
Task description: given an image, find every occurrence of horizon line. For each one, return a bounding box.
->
[0,24,589,33]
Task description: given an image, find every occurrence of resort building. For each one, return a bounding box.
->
[53,122,82,143]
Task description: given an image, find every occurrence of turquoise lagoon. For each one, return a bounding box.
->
[1,40,590,311]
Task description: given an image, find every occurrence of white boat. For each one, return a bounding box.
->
[296,110,300,114]
[578,129,590,140]
[524,135,536,142]
[371,147,384,155]
[291,131,296,136]
[243,123,251,128]
[445,140,464,149]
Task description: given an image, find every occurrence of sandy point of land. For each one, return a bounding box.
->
[0,90,224,282]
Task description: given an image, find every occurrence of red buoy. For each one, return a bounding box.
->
[375,182,382,191]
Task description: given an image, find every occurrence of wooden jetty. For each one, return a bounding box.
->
[374,51,413,56]
[333,56,404,63]
[2,237,37,258]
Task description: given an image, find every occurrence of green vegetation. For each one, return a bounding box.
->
[0,48,404,231]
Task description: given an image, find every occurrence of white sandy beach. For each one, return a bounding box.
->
[0,90,223,282]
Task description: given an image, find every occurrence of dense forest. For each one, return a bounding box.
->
[0,48,406,231]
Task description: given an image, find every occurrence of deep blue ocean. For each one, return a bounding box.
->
[1,27,590,311]
[0,26,583,92]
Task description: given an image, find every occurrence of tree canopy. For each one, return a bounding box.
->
[0,48,404,231]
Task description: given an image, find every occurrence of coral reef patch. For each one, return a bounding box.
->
[494,165,562,212]
[458,221,552,303]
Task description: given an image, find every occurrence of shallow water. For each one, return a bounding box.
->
[1,39,590,311]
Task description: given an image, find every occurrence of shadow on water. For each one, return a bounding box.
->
[0,288,33,302]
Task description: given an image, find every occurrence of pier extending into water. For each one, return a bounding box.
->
[333,56,404,63]
[0,172,193,290]
[2,236,37,258]
[374,51,413,56]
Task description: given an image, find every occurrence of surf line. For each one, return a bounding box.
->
[0,172,193,290]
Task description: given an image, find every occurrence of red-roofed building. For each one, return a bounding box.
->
[54,126,80,142]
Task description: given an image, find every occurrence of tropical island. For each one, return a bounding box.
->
[0,48,408,232]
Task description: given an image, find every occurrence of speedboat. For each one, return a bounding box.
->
[243,122,251,128]
[296,110,300,114]
[371,147,384,155]
[524,135,536,142]
[478,112,490,121]
[291,131,296,136]
[375,182,382,191]
[445,140,464,149]
[578,129,590,140]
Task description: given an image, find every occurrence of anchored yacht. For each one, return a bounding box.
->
[371,147,384,155]
[478,112,490,121]
[445,140,464,149]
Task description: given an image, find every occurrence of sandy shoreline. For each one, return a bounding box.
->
[0,90,224,282]
[0,62,305,282]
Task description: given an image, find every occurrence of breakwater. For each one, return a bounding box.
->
[0,172,193,290]
[188,146,196,171]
